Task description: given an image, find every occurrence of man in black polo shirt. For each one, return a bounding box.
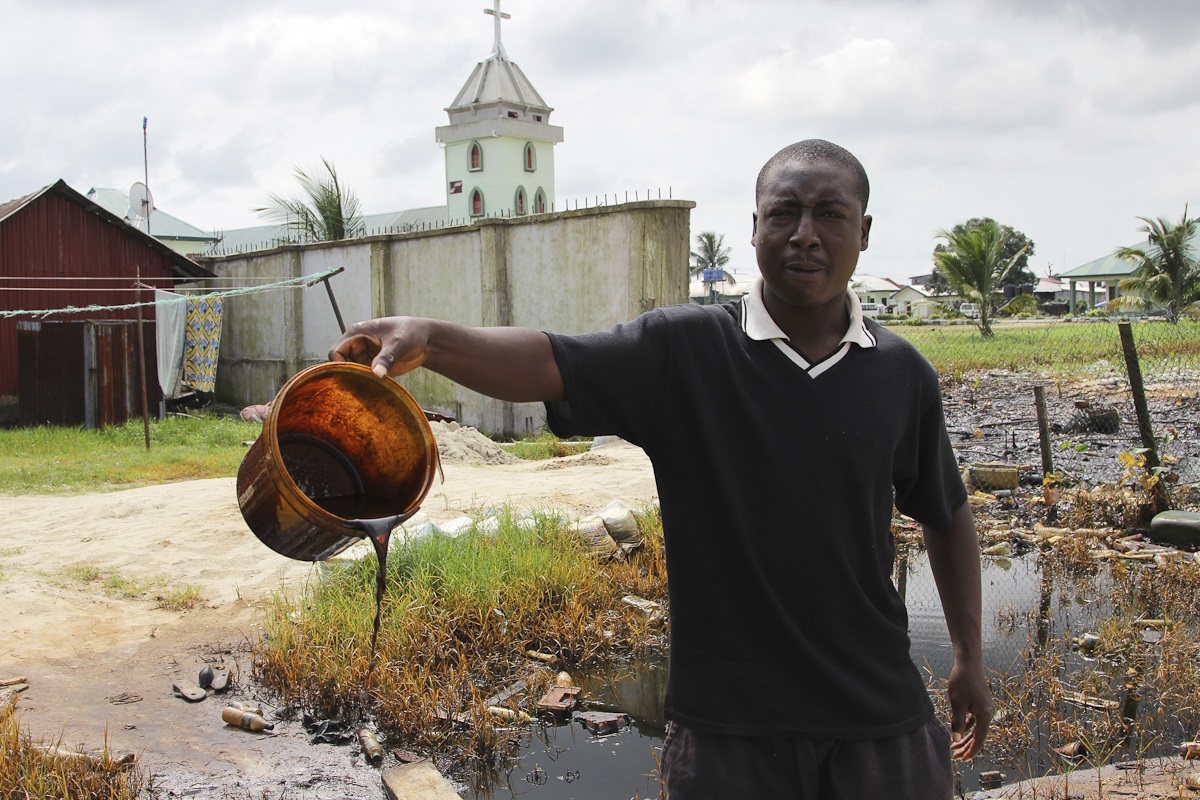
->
[330,139,993,799]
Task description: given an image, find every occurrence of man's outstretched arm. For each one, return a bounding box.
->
[922,500,994,761]
[328,316,565,403]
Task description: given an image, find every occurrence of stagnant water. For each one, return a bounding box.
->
[464,550,1152,800]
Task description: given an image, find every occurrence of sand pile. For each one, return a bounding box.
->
[430,420,519,465]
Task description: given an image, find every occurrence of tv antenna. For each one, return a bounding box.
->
[134,116,152,234]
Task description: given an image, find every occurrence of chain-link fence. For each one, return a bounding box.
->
[889,317,1200,789]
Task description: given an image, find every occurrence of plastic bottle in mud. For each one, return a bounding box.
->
[221,706,274,731]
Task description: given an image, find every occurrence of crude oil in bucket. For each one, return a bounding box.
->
[237,361,439,693]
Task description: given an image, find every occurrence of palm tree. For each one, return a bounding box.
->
[255,157,364,243]
[1113,209,1200,323]
[933,220,1027,337]
[690,231,735,284]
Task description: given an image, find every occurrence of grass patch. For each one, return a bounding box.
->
[254,505,666,769]
[156,584,203,611]
[500,433,591,460]
[0,708,147,800]
[892,318,1200,377]
[52,564,201,608]
[0,412,261,496]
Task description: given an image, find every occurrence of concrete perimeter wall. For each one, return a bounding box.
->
[199,200,692,436]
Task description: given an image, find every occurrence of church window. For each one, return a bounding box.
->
[507,111,519,119]
[468,142,483,172]
[471,189,484,217]
[515,186,527,215]
[534,188,546,214]
[534,114,542,122]
[523,142,536,172]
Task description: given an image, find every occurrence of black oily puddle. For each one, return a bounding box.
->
[466,552,1152,799]
[465,660,668,800]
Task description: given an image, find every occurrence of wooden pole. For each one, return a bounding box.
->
[1033,385,1057,520]
[1117,321,1169,509]
[135,268,151,451]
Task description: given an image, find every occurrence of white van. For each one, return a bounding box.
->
[960,303,980,318]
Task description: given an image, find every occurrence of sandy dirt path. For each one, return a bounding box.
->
[0,440,657,797]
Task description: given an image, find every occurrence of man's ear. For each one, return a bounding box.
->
[751,211,759,247]
[860,214,873,251]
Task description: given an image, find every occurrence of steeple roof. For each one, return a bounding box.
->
[446,54,551,115]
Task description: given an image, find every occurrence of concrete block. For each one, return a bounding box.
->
[382,760,462,800]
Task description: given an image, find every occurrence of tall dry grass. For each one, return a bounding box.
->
[254,505,666,769]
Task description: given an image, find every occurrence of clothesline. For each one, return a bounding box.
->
[0,266,341,320]
[0,285,308,293]
[0,275,320,281]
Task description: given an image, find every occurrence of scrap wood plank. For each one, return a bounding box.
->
[537,685,582,713]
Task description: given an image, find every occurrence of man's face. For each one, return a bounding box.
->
[751,158,872,312]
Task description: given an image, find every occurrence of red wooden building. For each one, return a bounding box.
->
[0,180,213,423]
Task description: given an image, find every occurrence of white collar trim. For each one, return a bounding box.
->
[742,278,877,350]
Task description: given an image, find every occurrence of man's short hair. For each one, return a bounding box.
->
[755,140,870,211]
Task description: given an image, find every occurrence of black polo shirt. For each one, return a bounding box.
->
[545,283,966,738]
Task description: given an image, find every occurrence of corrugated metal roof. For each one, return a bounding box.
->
[85,187,217,242]
[1058,239,1198,281]
[207,206,448,254]
[852,274,903,293]
[0,180,213,279]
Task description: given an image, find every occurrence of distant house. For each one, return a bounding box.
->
[891,284,933,317]
[1056,249,1142,313]
[86,187,218,257]
[851,274,902,310]
[0,180,212,413]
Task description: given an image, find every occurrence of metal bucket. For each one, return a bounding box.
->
[236,362,438,561]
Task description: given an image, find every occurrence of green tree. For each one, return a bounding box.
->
[690,231,735,283]
[255,157,364,243]
[933,219,1028,337]
[1113,208,1200,323]
[931,217,1036,293]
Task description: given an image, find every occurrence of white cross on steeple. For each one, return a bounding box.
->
[484,0,511,58]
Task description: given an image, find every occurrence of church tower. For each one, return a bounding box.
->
[436,1,563,222]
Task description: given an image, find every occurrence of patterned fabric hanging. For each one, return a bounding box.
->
[184,295,223,393]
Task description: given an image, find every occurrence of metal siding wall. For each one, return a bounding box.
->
[17,321,86,426]
[15,320,159,428]
[0,189,180,397]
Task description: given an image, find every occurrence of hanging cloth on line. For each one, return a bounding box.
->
[155,290,186,399]
[183,295,223,393]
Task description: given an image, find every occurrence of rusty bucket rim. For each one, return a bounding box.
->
[260,361,439,534]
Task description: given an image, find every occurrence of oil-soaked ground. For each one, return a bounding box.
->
[8,369,1198,798]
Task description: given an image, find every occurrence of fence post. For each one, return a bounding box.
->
[1033,385,1057,520]
[1117,321,1170,509]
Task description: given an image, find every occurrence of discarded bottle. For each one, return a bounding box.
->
[554,671,575,687]
[198,666,214,689]
[357,728,383,765]
[227,700,265,717]
[487,706,534,724]
[221,706,274,731]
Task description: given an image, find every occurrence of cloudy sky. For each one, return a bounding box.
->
[2,0,1198,283]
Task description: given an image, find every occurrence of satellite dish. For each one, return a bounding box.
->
[129,182,154,220]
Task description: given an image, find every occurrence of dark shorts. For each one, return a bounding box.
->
[660,718,953,800]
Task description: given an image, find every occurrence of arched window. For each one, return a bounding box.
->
[470,189,484,217]
[523,142,536,172]
[469,142,483,171]
[534,188,546,214]
[515,186,527,215]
